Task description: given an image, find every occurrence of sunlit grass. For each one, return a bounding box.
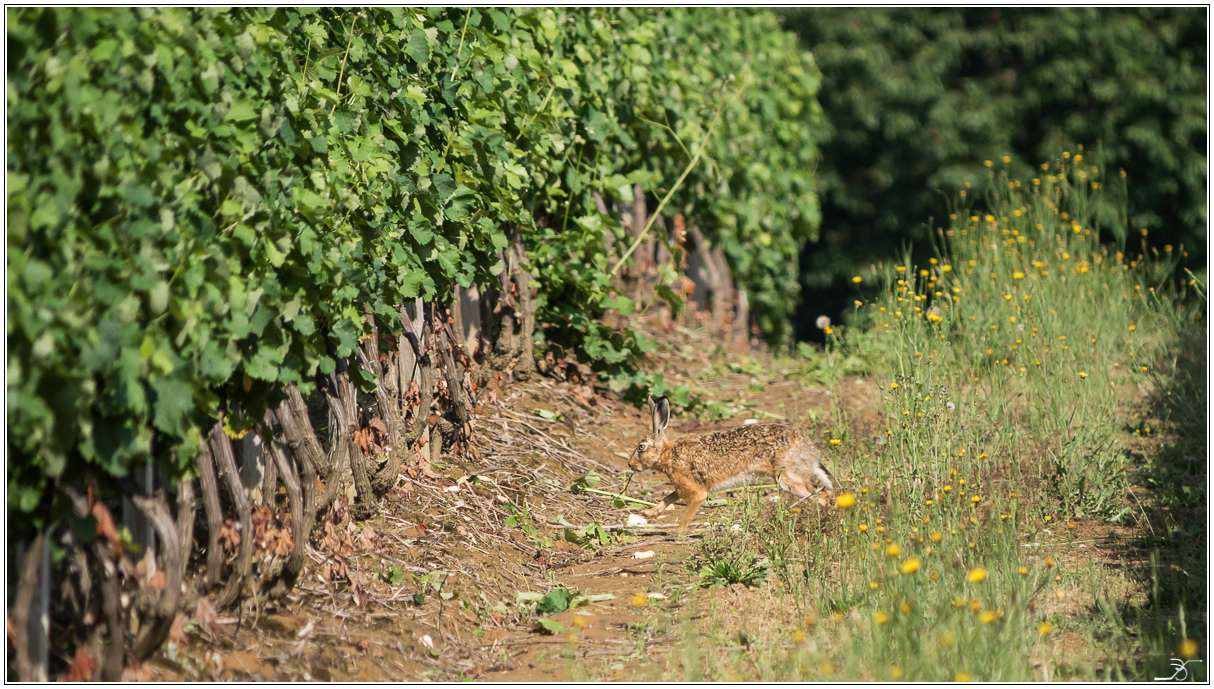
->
[609,152,1203,682]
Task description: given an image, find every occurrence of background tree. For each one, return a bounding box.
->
[780,7,1207,341]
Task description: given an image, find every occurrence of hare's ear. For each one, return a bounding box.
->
[652,396,671,436]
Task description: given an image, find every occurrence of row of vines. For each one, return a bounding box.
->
[6,7,823,678]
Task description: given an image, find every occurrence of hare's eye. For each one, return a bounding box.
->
[638,441,648,451]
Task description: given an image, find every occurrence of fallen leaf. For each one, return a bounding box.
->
[195,598,221,635]
[218,519,241,551]
[91,501,122,558]
[168,613,187,643]
[120,658,155,682]
[358,524,378,551]
[58,648,97,682]
[369,416,388,439]
[147,571,166,591]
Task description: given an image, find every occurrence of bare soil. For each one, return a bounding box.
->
[126,327,859,682]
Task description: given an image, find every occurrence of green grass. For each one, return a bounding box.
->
[611,153,1206,681]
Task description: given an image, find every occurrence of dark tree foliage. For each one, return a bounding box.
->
[781,7,1207,340]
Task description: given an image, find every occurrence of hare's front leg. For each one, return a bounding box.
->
[675,489,708,536]
[641,490,680,518]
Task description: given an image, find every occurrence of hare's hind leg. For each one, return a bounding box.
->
[810,460,838,492]
[778,443,838,506]
[779,470,832,507]
[641,490,680,518]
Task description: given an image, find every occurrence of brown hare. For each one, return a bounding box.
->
[627,395,840,535]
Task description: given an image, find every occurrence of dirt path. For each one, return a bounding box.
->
[128,325,1196,683]
[138,338,868,682]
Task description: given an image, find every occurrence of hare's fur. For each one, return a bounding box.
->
[627,396,839,535]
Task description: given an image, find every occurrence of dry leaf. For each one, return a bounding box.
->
[218,519,241,551]
[273,528,293,558]
[194,597,221,635]
[357,524,377,551]
[91,501,122,558]
[58,648,97,682]
[368,416,388,438]
[168,613,187,644]
[147,571,166,591]
[120,659,155,682]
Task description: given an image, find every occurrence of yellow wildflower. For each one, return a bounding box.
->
[1179,639,1199,659]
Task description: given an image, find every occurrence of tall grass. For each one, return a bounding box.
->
[660,152,1204,681]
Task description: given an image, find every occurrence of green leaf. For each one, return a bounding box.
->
[600,295,634,316]
[655,284,683,316]
[571,471,601,492]
[404,84,427,106]
[225,99,258,121]
[151,378,192,435]
[408,28,431,64]
[536,588,573,615]
[409,215,434,245]
[126,184,155,208]
[533,617,567,635]
[561,528,589,546]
